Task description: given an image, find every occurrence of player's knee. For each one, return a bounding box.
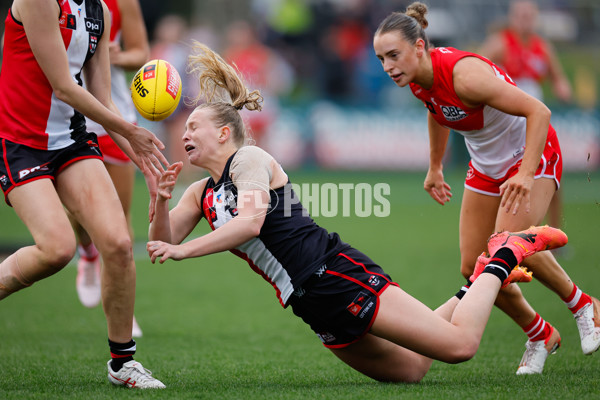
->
[460,262,474,279]
[444,339,479,364]
[99,234,133,266]
[40,239,76,272]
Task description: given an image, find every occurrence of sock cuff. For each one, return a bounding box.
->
[482,263,509,282]
[109,338,136,353]
[523,313,542,334]
[562,284,579,303]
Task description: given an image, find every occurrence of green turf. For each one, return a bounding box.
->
[0,169,599,399]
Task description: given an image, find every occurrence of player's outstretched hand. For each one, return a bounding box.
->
[158,162,183,201]
[147,240,185,263]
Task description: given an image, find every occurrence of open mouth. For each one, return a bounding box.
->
[184,144,195,153]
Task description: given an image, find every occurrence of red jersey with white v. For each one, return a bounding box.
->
[0,0,104,151]
[409,47,550,179]
[501,29,549,82]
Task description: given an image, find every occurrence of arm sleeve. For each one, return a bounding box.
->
[230,146,273,192]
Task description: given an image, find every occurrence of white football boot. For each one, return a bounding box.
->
[76,256,101,308]
[132,316,143,338]
[516,324,561,375]
[574,297,600,355]
[107,360,166,389]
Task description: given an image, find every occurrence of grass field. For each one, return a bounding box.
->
[0,169,598,399]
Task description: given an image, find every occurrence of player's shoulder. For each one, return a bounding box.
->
[235,145,272,159]
[232,145,275,166]
[186,177,210,198]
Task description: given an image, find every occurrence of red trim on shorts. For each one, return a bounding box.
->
[322,282,393,349]
[57,155,103,174]
[3,175,54,207]
[464,129,562,196]
[322,252,399,349]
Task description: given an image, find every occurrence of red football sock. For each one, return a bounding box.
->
[562,284,592,314]
[523,313,552,342]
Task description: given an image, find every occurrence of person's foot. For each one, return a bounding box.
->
[76,256,101,308]
[132,316,143,338]
[469,252,532,288]
[107,360,165,389]
[574,296,600,355]
[487,225,568,265]
[516,324,561,375]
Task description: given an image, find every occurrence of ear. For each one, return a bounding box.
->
[415,38,426,57]
[218,126,231,143]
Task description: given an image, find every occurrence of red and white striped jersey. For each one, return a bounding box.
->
[410,47,555,179]
[85,0,137,137]
[0,0,104,150]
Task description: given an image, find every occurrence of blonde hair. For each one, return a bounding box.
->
[187,41,263,147]
[375,2,431,49]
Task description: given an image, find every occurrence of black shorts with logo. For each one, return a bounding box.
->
[0,132,103,205]
[287,247,398,348]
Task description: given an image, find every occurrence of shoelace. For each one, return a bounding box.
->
[127,363,157,383]
[520,340,542,367]
[574,304,594,338]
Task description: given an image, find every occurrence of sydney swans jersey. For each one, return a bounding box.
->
[0,0,104,150]
[499,29,550,100]
[410,47,555,179]
[85,0,137,136]
[200,153,350,307]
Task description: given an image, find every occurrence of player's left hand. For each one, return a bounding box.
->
[499,172,533,215]
[147,240,185,263]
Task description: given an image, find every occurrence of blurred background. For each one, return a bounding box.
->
[0,0,597,251]
[144,0,600,173]
[0,0,598,173]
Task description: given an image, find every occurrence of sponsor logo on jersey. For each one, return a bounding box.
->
[143,64,156,80]
[84,18,102,35]
[59,12,77,30]
[0,175,7,186]
[440,105,467,122]
[19,163,50,180]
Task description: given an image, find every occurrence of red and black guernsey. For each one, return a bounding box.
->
[200,153,350,307]
[0,0,105,151]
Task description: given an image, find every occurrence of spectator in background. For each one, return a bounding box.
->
[150,14,195,180]
[479,0,572,237]
[223,20,294,147]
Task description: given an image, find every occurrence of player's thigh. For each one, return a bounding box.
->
[8,179,76,253]
[370,286,473,363]
[459,188,500,274]
[495,177,556,231]
[55,159,129,245]
[330,333,429,383]
[104,161,135,216]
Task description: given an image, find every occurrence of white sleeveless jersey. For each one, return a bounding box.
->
[0,0,105,150]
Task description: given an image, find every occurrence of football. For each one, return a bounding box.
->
[130,59,182,121]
